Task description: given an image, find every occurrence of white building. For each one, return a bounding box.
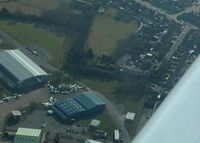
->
[113,130,120,143]
[125,112,135,123]
[89,119,101,129]
[84,139,103,143]
[14,127,42,143]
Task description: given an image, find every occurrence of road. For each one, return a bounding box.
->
[158,25,191,67]
[0,32,131,143]
[172,2,200,18]
[133,0,199,67]
[134,0,200,29]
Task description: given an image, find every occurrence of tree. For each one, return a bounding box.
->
[86,48,94,59]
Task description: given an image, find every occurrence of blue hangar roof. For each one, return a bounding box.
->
[74,92,106,110]
[51,92,106,120]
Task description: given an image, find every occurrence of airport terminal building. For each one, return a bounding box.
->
[0,49,49,89]
[50,92,106,121]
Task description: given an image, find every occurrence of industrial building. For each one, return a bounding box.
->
[14,127,42,143]
[50,92,106,120]
[0,49,49,89]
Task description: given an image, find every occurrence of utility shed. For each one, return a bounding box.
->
[84,139,103,143]
[125,112,136,123]
[89,119,101,129]
[0,49,49,89]
[14,127,42,143]
[11,110,22,119]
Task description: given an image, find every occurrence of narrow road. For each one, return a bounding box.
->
[158,25,191,67]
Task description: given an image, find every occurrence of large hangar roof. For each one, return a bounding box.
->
[74,92,106,110]
[0,49,48,81]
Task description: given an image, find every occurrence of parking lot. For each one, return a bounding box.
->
[7,109,88,133]
[0,87,49,131]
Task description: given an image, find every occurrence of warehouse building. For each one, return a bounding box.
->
[50,92,106,120]
[0,49,49,89]
[14,127,42,143]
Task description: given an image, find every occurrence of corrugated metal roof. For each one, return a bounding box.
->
[90,119,101,127]
[16,127,41,137]
[84,139,103,143]
[0,49,48,81]
[126,112,135,120]
[54,98,86,116]
[74,92,105,110]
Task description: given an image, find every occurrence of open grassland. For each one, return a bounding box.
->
[86,15,139,56]
[0,0,70,15]
[81,79,144,113]
[0,84,11,98]
[81,78,145,137]
[104,8,118,17]
[0,37,12,49]
[0,20,63,66]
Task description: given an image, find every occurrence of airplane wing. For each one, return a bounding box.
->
[132,56,200,143]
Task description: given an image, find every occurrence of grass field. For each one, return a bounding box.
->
[0,20,63,66]
[86,15,139,56]
[0,0,70,15]
[81,78,145,137]
[0,84,11,98]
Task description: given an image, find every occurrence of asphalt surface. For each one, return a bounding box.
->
[0,88,49,133]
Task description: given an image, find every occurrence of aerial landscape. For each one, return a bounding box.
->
[0,0,200,143]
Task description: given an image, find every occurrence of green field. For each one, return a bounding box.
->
[0,0,70,15]
[81,78,145,137]
[0,84,11,98]
[0,20,63,66]
[86,15,139,56]
[81,79,144,112]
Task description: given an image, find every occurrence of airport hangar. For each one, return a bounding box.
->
[0,49,49,89]
[50,92,106,121]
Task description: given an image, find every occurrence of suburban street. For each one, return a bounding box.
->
[158,25,191,67]
[133,0,199,67]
